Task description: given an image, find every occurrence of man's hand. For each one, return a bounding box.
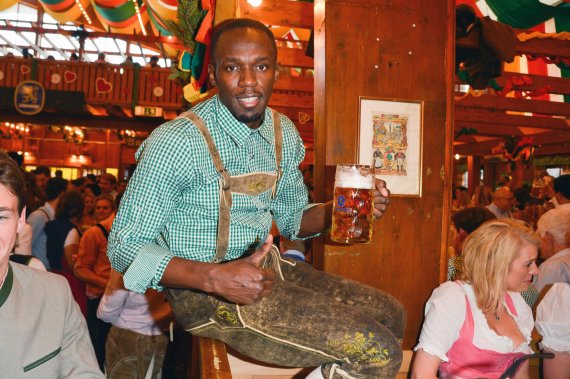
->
[372,178,391,219]
[205,235,276,305]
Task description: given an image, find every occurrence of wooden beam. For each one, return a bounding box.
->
[269,92,313,109]
[534,143,570,156]
[277,46,314,68]
[494,73,570,96]
[197,337,232,379]
[455,94,570,117]
[455,109,570,130]
[238,0,313,29]
[274,75,314,92]
[457,31,570,59]
[454,121,525,137]
[4,110,162,132]
[531,129,570,146]
[453,138,503,156]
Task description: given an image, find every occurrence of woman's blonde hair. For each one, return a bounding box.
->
[461,219,539,315]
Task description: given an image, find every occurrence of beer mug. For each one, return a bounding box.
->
[331,164,375,244]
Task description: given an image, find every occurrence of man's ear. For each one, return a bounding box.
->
[17,206,26,234]
[274,64,280,82]
[208,64,217,87]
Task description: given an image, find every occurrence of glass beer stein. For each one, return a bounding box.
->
[330,164,375,244]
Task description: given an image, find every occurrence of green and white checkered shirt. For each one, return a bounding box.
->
[108,95,311,293]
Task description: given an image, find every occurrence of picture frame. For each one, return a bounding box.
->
[357,96,424,197]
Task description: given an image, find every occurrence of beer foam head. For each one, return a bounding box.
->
[335,164,374,189]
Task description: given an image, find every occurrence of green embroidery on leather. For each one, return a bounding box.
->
[327,332,391,366]
[23,347,61,372]
[216,305,238,326]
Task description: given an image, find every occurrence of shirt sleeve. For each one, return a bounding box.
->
[271,115,312,239]
[27,210,48,247]
[414,282,466,362]
[97,287,129,325]
[536,283,570,353]
[63,228,79,248]
[535,262,560,292]
[107,121,195,293]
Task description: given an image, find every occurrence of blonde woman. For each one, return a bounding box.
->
[412,220,539,379]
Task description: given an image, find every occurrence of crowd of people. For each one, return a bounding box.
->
[1,17,569,379]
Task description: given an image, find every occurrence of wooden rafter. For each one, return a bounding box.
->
[455,109,570,130]
[455,94,570,117]
[238,0,313,29]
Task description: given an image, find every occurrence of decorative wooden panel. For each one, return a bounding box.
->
[313,0,455,349]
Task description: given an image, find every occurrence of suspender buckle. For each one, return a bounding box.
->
[219,169,231,191]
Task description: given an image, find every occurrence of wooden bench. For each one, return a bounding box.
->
[195,337,413,378]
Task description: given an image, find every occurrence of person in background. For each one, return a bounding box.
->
[22,47,32,58]
[412,219,538,379]
[541,175,558,211]
[74,193,117,370]
[33,165,51,194]
[535,283,570,379]
[471,183,493,207]
[55,169,63,178]
[0,152,103,378]
[108,18,401,379]
[553,174,570,212]
[98,173,118,199]
[79,192,97,232]
[95,52,106,64]
[98,270,173,378]
[534,208,570,293]
[452,186,469,212]
[45,190,87,316]
[27,177,68,269]
[70,52,79,62]
[447,207,496,281]
[147,55,159,68]
[486,187,515,219]
[85,182,102,198]
[86,173,97,185]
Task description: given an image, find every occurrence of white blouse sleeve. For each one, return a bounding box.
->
[414,281,466,362]
[536,283,570,353]
[63,228,80,248]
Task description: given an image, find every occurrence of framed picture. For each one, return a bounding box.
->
[357,96,424,197]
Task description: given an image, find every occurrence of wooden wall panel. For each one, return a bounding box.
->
[313,0,454,349]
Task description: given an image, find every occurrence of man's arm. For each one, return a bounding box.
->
[160,235,276,305]
[73,229,107,290]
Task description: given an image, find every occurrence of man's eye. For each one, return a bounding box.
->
[257,64,268,71]
[225,65,238,72]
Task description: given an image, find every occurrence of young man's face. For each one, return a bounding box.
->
[208,27,279,129]
[0,184,25,281]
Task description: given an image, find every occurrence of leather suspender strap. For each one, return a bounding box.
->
[181,111,232,263]
[271,110,283,198]
[180,110,282,263]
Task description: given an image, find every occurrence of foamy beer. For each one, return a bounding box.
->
[331,164,375,244]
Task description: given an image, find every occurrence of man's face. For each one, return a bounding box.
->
[208,27,279,129]
[99,179,114,194]
[495,191,515,212]
[0,184,25,280]
[35,173,49,190]
[94,199,114,222]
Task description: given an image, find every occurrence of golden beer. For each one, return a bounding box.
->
[331,165,374,244]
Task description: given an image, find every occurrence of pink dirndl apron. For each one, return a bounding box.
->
[439,285,525,379]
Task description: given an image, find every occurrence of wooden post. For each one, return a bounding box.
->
[313,0,455,348]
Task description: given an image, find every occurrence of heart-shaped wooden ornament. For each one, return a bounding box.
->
[20,65,30,75]
[64,70,77,83]
[96,77,112,94]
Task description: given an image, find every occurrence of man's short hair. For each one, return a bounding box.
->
[45,177,68,201]
[7,151,24,167]
[210,18,276,63]
[537,208,570,246]
[33,165,51,177]
[553,174,570,200]
[99,173,117,185]
[452,206,497,234]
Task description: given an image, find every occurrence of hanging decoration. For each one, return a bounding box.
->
[37,0,91,24]
[298,112,311,124]
[92,0,148,34]
[153,86,164,97]
[0,0,18,12]
[95,77,113,93]
[491,136,536,165]
[51,73,62,84]
[20,65,30,75]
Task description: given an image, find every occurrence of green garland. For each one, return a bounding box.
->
[165,0,208,103]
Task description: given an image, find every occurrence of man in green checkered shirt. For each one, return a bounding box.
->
[108,19,404,379]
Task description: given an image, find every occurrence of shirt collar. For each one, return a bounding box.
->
[551,247,570,260]
[0,264,13,309]
[214,96,274,147]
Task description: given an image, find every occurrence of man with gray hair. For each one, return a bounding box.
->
[535,208,570,292]
[553,174,570,212]
[486,187,515,219]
